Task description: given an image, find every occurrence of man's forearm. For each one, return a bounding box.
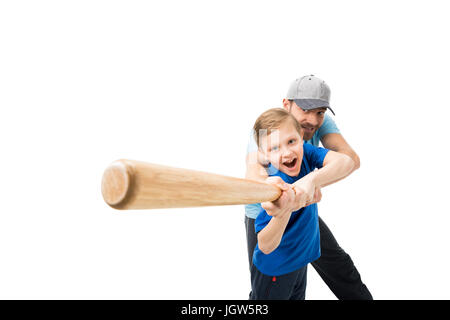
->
[321,133,360,171]
[320,149,358,187]
[318,169,353,188]
[245,152,269,182]
[295,152,354,191]
[317,159,356,188]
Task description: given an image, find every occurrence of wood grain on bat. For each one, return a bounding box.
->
[101,159,281,210]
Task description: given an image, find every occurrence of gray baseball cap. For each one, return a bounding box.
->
[286,75,335,115]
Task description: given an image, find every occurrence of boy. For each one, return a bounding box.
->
[250,108,354,300]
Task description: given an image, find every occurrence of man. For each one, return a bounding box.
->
[245,75,372,300]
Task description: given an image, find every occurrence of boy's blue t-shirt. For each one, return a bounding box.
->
[252,143,329,276]
[245,114,340,219]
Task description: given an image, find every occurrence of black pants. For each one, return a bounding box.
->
[250,263,307,300]
[245,215,373,300]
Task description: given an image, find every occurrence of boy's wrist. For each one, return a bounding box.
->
[274,209,291,221]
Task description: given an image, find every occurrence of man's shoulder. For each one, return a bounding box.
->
[323,113,335,123]
[315,114,340,141]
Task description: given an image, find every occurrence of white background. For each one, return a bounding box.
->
[1,0,449,299]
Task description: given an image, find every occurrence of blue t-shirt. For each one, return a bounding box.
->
[252,143,329,276]
[245,114,340,219]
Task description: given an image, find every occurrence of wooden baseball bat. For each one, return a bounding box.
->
[101,159,282,210]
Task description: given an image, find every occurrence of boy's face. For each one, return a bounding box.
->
[259,122,304,177]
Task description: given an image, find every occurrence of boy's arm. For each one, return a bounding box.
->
[257,179,312,255]
[293,150,354,200]
[257,211,291,255]
[246,152,297,255]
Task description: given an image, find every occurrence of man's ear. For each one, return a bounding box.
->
[282,99,291,111]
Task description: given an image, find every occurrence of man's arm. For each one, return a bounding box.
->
[293,150,354,200]
[245,151,269,182]
[257,151,354,255]
[315,133,360,188]
[321,133,360,170]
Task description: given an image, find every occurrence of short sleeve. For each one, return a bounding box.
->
[303,143,329,169]
[316,114,340,140]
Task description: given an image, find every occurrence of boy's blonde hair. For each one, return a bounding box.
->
[253,108,303,148]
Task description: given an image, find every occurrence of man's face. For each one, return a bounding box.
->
[259,121,304,177]
[283,100,327,141]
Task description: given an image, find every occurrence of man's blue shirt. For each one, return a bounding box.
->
[252,143,329,276]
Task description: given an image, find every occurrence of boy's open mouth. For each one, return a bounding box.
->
[283,158,297,169]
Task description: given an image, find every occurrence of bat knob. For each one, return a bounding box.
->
[101,160,131,207]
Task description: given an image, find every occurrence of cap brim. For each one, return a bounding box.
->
[293,99,335,115]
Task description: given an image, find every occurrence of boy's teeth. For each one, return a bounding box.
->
[284,158,297,168]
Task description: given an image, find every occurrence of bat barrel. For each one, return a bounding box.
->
[101,159,281,210]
